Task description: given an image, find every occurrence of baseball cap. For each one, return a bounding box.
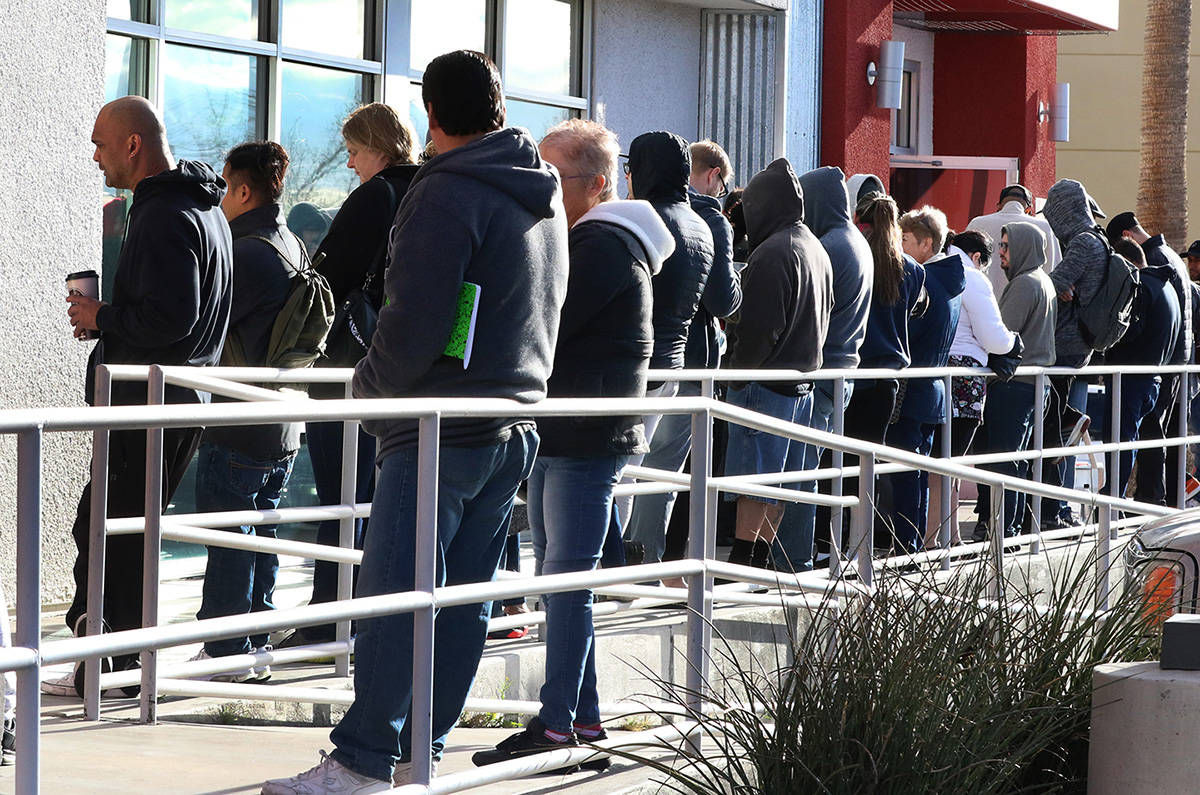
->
[1105,211,1139,243]
[1186,240,1200,259]
[999,184,1033,206]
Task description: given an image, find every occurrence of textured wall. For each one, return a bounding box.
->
[0,1,106,605]
[592,0,703,158]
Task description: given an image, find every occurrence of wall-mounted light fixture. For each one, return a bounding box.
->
[866,40,906,110]
[1037,83,1071,142]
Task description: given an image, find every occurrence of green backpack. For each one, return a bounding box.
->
[221,231,336,373]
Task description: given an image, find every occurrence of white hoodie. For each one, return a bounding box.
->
[573,199,675,275]
[947,244,1016,365]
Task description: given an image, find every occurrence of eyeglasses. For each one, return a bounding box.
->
[622,162,631,176]
[714,177,730,199]
[561,174,597,181]
[999,241,1010,251]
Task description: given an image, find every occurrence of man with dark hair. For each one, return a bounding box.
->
[966,183,1061,297]
[263,50,568,794]
[186,141,307,680]
[48,96,231,699]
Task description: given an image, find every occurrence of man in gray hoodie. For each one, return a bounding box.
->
[975,221,1056,540]
[264,50,569,794]
[723,159,833,569]
[773,166,872,572]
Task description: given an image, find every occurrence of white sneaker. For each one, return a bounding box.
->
[392,759,439,787]
[39,668,119,698]
[250,646,272,682]
[261,751,390,794]
[188,648,254,683]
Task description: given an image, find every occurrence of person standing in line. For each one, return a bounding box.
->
[1,582,14,764]
[722,159,833,569]
[626,139,740,582]
[188,142,312,681]
[262,50,568,793]
[965,184,1062,297]
[285,103,422,650]
[473,118,673,767]
[49,96,232,698]
[772,166,872,573]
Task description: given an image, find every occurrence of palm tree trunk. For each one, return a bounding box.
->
[1138,0,1192,250]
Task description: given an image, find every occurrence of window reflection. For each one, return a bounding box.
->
[280,61,364,209]
[504,0,575,96]
[506,100,573,141]
[409,0,486,73]
[162,44,258,167]
[164,0,258,40]
[282,0,365,59]
[102,34,145,302]
[106,0,148,21]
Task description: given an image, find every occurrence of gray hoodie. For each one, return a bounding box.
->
[1044,178,1107,361]
[999,221,1056,378]
[353,128,569,457]
[798,166,873,370]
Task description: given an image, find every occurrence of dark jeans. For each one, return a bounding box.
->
[492,531,525,612]
[1105,374,1161,499]
[329,429,538,780]
[1133,374,1184,507]
[66,425,203,665]
[305,420,377,636]
[1043,355,1089,519]
[978,381,1042,537]
[194,443,295,656]
[885,416,936,553]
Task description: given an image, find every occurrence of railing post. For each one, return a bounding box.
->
[686,405,714,725]
[85,365,112,720]
[938,373,952,568]
[989,479,1005,602]
[410,412,440,787]
[1099,371,1121,612]
[850,452,875,586]
[140,365,165,724]
[15,428,42,795]
[336,379,359,678]
[831,376,846,578]
[1030,370,1046,555]
[1177,371,1188,509]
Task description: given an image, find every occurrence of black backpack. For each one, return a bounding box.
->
[1075,229,1140,352]
[221,231,336,372]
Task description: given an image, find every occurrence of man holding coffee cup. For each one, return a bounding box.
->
[46,96,232,699]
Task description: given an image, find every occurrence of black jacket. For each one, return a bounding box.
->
[537,200,673,457]
[1106,264,1180,367]
[315,163,420,304]
[92,159,232,406]
[727,158,833,394]
[1144,234,1193,365]
[628,132,714,371]
[685,188,742,368]
[353,128,569,456]
[203,203,304,459]
[897,253,966,424]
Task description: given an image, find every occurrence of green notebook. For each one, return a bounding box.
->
[443,281,481,369]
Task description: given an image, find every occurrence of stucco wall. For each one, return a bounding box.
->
[0,3,106,605]
[591,0,703,158]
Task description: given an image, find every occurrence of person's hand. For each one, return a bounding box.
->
[67,294,105,339]
[1058,286,1075,302]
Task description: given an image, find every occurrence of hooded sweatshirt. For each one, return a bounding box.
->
[92,158,233,407]
[726,158,833,393]
[898,251,966,424]
[998,221,1057,379]
[1143,234,1193,366]
[686,187,742,368]
[1044,179,1109,362]
[628,132,715,371]
[536,200,674,458]
[352,128,569,456]
[846,173,886,214]
[947,243,1014,366]
[1106,262,1180,367]
[798,166,873,370]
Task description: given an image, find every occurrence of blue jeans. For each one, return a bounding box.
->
[885,416,937,553]
[528,454,626,732]
[305,421,377,611]
[774,380,853,572]
[624,383,700,565]
[330,429,538,781]
[195,443,295,656]
[723,383,811,503]
[1105,375,1161,498]
[978,381,1043,536]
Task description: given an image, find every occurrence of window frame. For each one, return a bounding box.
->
[890,58,920,157]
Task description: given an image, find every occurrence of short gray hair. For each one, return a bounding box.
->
[899,205,950,255]
[540,119,620,203]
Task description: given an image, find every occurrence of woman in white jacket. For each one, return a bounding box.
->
[927,230,1015,547]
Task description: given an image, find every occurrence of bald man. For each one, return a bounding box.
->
[45,96,233,699]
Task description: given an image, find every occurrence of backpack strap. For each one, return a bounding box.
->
[242,229,313,276]
[362,178,399,304]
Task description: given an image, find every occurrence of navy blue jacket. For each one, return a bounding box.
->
[685,187,742,368]
[628,132,714,371]
[898,253,966,424]
[859,256,926,370]
[1106,264,1180,368]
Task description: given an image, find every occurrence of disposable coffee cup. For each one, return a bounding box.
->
[66,269,100,340]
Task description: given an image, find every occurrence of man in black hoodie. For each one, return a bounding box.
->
[52,96,232,698]
[264,51,569,794]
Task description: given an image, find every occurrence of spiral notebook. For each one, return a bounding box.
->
[443,281,481,369]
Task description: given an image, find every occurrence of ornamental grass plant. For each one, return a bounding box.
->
[613,544,1161,794]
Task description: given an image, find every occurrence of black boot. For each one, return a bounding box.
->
[751,540,773,570]
[718,538,755,584]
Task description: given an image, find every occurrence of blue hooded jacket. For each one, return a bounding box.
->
[898,252,967,424]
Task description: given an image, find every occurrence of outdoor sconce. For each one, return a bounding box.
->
[1037,83,1071,142]
[866,40,906,110]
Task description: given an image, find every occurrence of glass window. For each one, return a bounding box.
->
[504,0,575,95]
[106,0,149,21]
[506,99,573,141]
[162,44,259,166]
[164,0,259,40]
[280,61,365,208]
[105,35,137,102]
[282,0,366,59]
[409,0,486,74]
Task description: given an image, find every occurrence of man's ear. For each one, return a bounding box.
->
[426,103,440,133]
[238,182,253,205]
[126,132,143,160]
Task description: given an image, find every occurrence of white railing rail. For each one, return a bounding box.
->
[1,360,1195,793]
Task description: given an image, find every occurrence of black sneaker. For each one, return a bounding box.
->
[574,727,611,773]
[471,717,576,768]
